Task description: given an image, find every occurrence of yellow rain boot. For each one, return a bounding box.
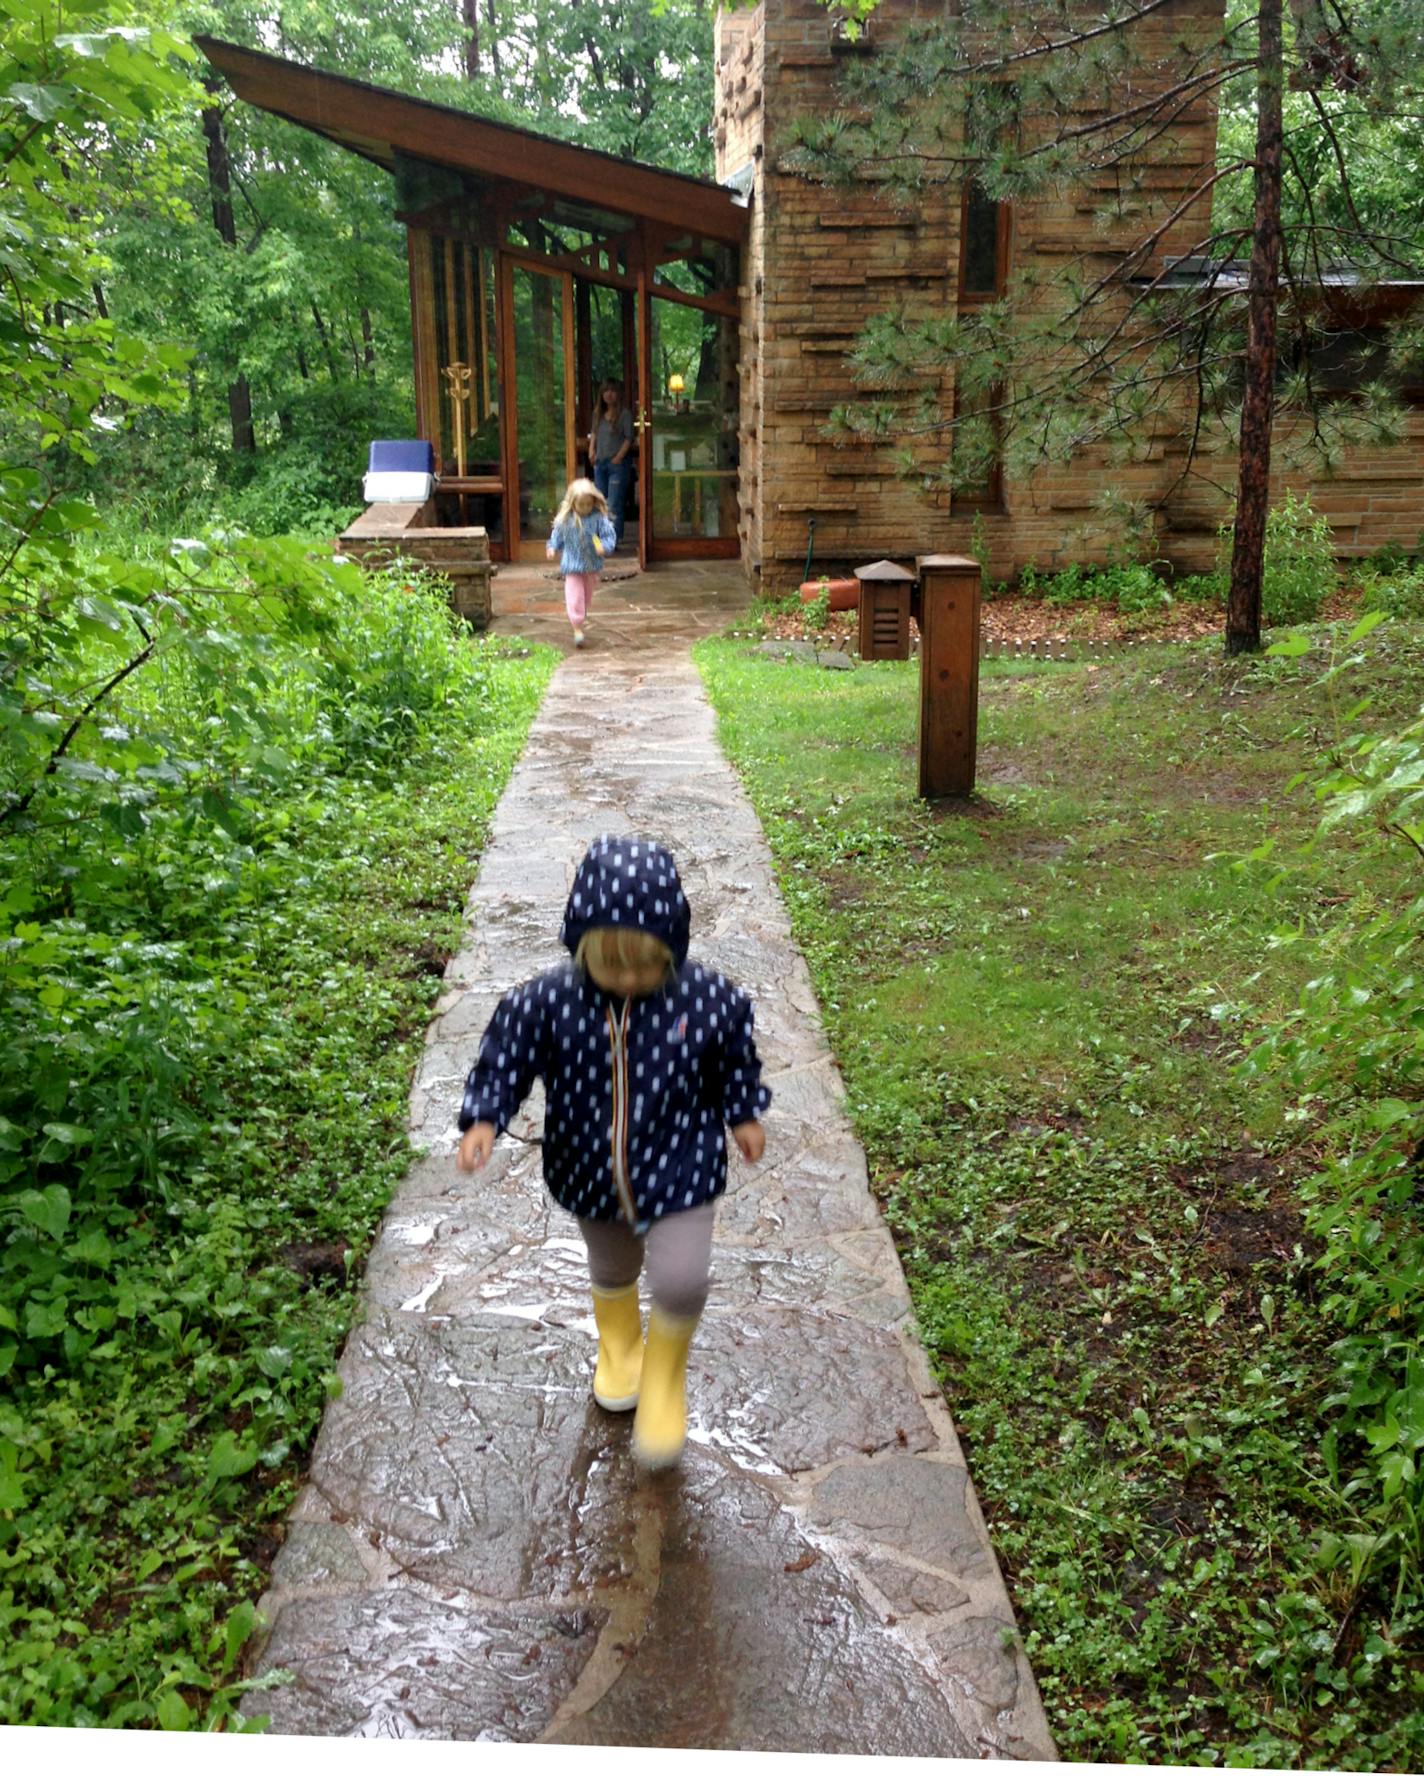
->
[591,1283,642,1411]
[631,1308,698,1469]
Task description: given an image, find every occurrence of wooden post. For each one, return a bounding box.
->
[916,553,981,798]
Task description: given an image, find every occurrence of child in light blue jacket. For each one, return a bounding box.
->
[547,478,617,649]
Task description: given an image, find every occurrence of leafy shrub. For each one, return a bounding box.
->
[1170,571,1226,604]
[1361,563,1424,621]
[1017,560,1173,613]
[1216,490,1337,626]
[1245,612,1424,1597]
[802,579,832,631]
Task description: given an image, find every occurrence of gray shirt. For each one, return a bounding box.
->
[593,408,633,462]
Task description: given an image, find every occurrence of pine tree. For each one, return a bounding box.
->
[796,0,1424,651]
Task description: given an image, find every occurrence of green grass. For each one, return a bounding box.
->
[0,636,557,1731]
[696,626,1424,1769]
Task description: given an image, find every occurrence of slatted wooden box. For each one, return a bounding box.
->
[854,559,915,660]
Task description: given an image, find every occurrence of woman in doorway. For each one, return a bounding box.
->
[588,379,634,550]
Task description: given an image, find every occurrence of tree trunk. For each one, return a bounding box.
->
[361,306,375,377]
[311,301,341,382]
[462,0,480,78]
[1225,0,1284,656]
[485,0,501,78]
[201,91,256,457]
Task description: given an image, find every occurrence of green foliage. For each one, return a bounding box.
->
[1018,560,1173,614]
[1245,619,1424,1605]
[0,9,561,1726]
[1215,491,1338,628]
[802,579,831,631]
[1362,565,1424,622]
[0,542,556,1723]
[697,616,1424,1766]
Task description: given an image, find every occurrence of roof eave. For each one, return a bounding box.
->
[196,35,745,245]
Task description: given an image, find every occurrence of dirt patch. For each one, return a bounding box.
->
[406,937,454,979]
[769,583,1365,651]
[279,1240,350,1287]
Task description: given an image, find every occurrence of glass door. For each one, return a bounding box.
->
[647,296,739,559]
[507,260,575,561]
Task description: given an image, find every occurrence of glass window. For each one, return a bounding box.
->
[649,299,739,542]
[960,182,1003,300]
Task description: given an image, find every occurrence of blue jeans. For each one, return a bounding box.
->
[594,458,631,546]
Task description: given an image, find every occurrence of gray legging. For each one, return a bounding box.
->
[578,1200,716,1321]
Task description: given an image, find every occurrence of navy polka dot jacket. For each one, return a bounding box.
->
[459,836,772,1231]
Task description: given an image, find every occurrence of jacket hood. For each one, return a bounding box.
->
[560,834,691,967]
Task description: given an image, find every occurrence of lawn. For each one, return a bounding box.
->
[696,621,1424,1768]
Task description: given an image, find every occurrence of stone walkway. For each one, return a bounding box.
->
[248,570,1056,1757]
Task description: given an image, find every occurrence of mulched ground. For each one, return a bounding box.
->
[767,583,1366,648]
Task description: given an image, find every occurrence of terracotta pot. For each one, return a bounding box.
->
[799,577,859,612]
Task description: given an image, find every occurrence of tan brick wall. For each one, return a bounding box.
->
[719,0,1424,592]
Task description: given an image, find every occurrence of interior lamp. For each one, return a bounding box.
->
[667,374,686,395]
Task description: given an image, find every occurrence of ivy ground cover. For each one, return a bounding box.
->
[697,625,1424,1769]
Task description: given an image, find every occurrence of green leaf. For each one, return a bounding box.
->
[205,1432,258,1486]
[19,1184,71,1241]
[155,1687,191,1731]
[223,1600,259,1673]
[41,1121,92,1148]
[5,82,67,121]
[1346,608,1388,645]
[1265,631,1311,658]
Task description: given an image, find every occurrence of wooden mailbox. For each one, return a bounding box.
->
[854,558,915,661]
[916,553,981,798]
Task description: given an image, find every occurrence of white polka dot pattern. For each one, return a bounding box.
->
[458,837,770,1232]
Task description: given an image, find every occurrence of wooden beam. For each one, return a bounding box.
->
[197,35,746,244]
[408,228,442,465]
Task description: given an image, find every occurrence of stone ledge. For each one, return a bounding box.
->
[338,501,492,630]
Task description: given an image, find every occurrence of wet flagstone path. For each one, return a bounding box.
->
[249,584,1056,1756]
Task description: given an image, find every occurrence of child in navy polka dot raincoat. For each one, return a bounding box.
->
[456,835,771,1468]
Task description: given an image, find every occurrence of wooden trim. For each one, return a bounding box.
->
[648,536,740,560]
[197,35,745,243]
[503,241,639,294]
[561,272,577,488]
[462,242,478,419]
[497,250,520,554]
[475,247,491,416]
[408,229,442,464]
[574,279,593,459]
[636,272,652,571]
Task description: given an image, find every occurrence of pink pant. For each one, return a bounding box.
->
[564,572,598,625]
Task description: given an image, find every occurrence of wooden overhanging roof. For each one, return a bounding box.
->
[196,36,746,245]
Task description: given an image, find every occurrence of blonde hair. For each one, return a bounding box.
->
[575,926,674,986]
[554,478,609,530]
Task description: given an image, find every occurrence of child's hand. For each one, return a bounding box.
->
[545,547,556,561]
[458,1122,496,1172]
[730,1120,765,1164]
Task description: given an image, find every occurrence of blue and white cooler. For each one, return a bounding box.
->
[363,440,436,503]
